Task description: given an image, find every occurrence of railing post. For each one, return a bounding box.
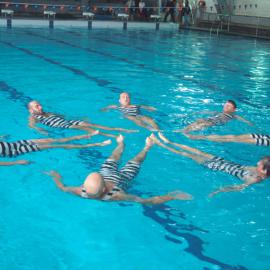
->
[150,15,161,30]
[44,11,56,29]
[118,13,129,30]
[255,17,260,38]
[82,12,94,29]
[1,9,14,29]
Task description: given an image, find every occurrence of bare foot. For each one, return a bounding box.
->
[91,130,99,136]
[169,190,193,200]
[158,132,170,143]
[100,139,112,146]
[145,136,154,148]
[116,134,124,144]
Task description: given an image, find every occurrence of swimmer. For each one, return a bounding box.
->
[0,131,111,166]
[101,92,160,131]
[185,133,270,146]
[150,133,270,197]
[28,100,136,137]
[180,100,252,133]
[44,135,192,205]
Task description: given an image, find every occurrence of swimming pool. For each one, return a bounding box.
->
[0,24,270,270]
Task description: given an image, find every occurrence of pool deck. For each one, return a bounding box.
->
[0,18,179,30]
[1,18,269,40]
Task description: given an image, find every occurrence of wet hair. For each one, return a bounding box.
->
[261,157,270,177]
[227,100,237,109]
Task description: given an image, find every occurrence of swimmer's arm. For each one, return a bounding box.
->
[44,170,81,195]
[235,115,253,126]
[111,192,191,205]
[0,160,30,166]
[28,116,49,135]
[139,105,157,111]
[208,183,252,197]
[100,105,118,112]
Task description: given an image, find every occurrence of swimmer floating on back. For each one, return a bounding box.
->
[45,135,192,204]
[0,131,110,166]
[179,100,252,133]
[28,100,137,138]
[101,92,160,132]
[151,133,270,197]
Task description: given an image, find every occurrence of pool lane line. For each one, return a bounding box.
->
[143,204,248,270]
[1,32,257,108]
[0,80,32,106]
[0,40,116,89]
[60,29,252,78]
[21,30,223,93]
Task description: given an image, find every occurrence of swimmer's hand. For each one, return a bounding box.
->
[100,140,112,146]
[100,105,117,112]
[39,129,49,136]
[140,105,157,112]
[15,160,31,165]
[43,170,62,179]
[168,190,193,200]
[208,184,249,198]
[0,134,10,140]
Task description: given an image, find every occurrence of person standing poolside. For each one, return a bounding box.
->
[150,133,270,197]
[28,100,136,138]
[101,92,160,131]
[185,133,270,146]
[45,135,192,205]
[0,131,111,166]
[181,100,252,133]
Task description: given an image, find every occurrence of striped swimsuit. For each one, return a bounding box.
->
[118,105,141,117]
[203,156,251,179]
[251,134,270,146]
[80,158,141,201]
[33,113,83,129]
[0,140,40,157]
[206,113,234,125]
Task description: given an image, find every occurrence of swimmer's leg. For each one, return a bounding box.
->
[139,116,160,131]
[130,135,154,164]
[182,119,213,133]
[78,122,137,133]
[108,135,125,162]
[38,140,111,150]
[30,132,98,144]
[72,125,118,138]
[126,116,150,130]
[151,133,213,163]
[187,134,254,144]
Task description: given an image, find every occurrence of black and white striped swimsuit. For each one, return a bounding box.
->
[207,113,234,125]
[100,159,141,201]
[118,105,141,117]
[33,114,83,129]
[80,159,140,201]
[203,156,251,180]
[0,140,40,157]
[251,134,270,146]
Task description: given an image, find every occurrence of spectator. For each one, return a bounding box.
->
[163,0,176,23]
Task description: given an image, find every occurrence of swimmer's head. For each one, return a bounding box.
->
[119,92,131,106]
[28,100,43,114]
[223,100,237,113]
[257,157,270,178]
[83,172,106,198]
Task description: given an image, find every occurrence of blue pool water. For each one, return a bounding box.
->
[0,25,270,270]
